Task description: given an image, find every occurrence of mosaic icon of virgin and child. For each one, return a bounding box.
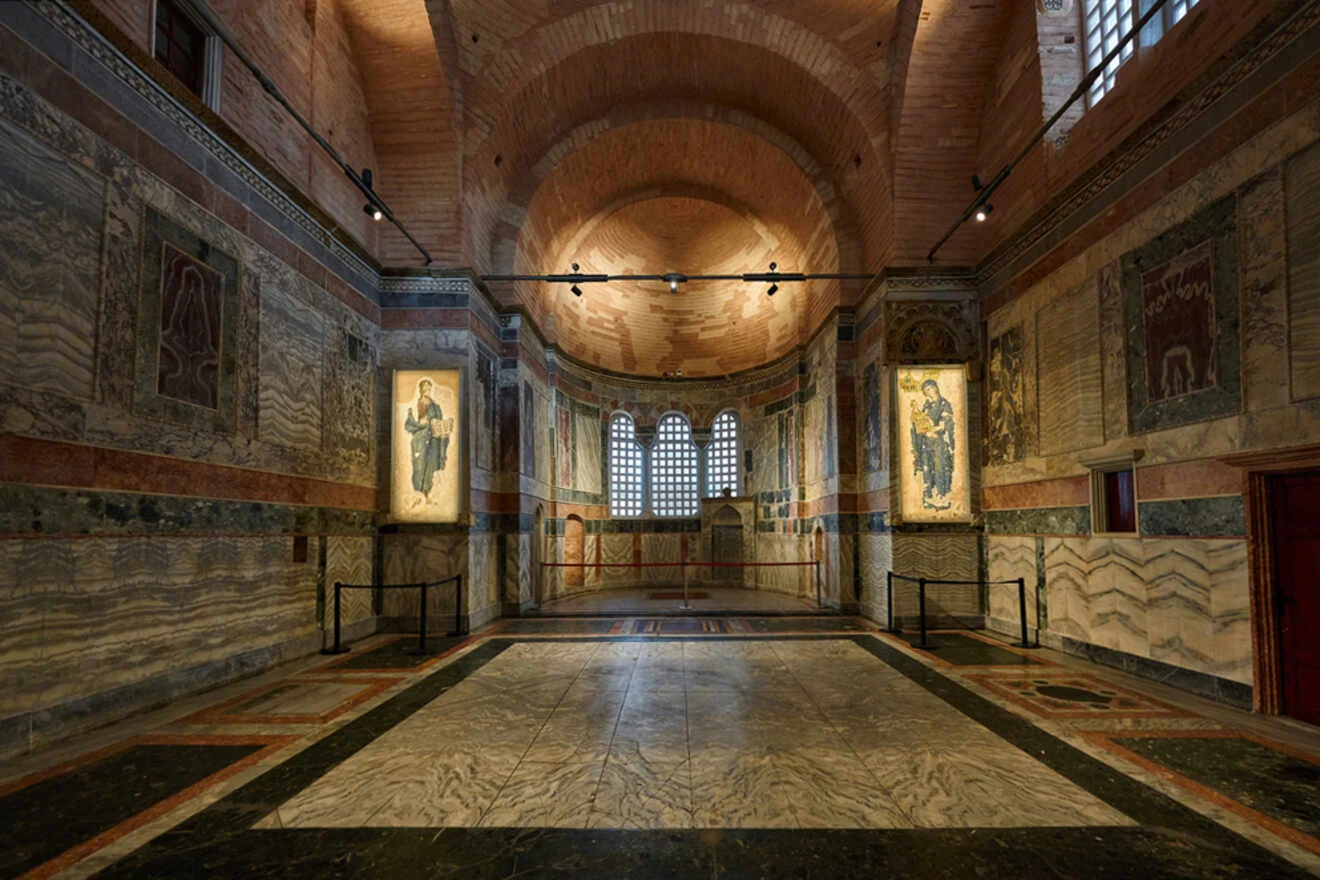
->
[910,379,956,511]
[405,378,453,509]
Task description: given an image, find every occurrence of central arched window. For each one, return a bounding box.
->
[706,410,740,497]
[651,413,699,516]
[608,413,643,517]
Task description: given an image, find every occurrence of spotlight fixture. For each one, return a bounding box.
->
[972,174,984,192]
[570,284,582,297]
[363,202,382,221]
[975,203,994,223]
[766,283,779,297]
[669,278,679,294]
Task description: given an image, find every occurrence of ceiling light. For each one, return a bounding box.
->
[766,283,779,297]
[975,203,994,223]
[669,278,679,294]
[570,284,582,297]
[364,202,381,221]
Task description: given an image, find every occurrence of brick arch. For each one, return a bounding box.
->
[461,32,892,283]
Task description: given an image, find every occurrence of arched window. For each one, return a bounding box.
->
[706,411,741,497]
[651,413,699,517]
[608,413,643,517]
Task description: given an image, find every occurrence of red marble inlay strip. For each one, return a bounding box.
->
[178,676,403,726]
[380,308,469,329]
[1081,730,1320,857]
[7,734,296,880]
[983,476,1090,510]
[1137,459,1243,500]
[0,434,374,510]
[962,672,1193,719]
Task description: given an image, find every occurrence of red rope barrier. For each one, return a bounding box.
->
[538,561,816,568]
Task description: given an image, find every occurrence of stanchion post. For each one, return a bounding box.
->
[681,557,690,610]
[1034,575,1042,648]
[320,582,349,655]
[918,577,928,648]
[886,571,894,633]
[815,559,822,609]
[1016,576,1030,648]
[417,582,428,654]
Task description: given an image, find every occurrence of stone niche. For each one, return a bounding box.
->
[698,495,757,588]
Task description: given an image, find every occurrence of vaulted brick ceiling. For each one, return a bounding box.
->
[344,0,1013,374]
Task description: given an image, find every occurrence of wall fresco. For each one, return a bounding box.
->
[390,369,461,523]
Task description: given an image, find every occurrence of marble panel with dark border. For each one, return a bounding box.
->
[134,208,240,433]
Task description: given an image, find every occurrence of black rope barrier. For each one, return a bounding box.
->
[887,570,1038,650]
[321,574,464,656]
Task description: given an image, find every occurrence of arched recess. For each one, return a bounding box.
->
[564,514,586,589]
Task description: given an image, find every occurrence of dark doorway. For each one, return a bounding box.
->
[712,506,743,583]
[564,515,585,588]
[1270,471,1320,726]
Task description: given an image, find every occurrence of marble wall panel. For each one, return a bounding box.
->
[1037,282,1103,455]
[986,326,1028,465]
[1122,196,1240,431]
[468,532,500,622]
[259,283,325,451]
[574,410,602,495]
[380,533,468,623]
[1097,262,1128,441]
[0,119,102,403]
[323,328,375,468]
[324,536,373,630]
[857,532,893,624]
[986,536,1038,631]
[472,347,497,473]
[890,532,981,622]
[1237,169,1289,411]
[1043,537,1250,684]
[1287,140,1320,400]
[0,535,316,750]
[598,533,634,591]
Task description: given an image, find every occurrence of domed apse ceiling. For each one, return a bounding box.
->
[512,119,838,377]
[337,0,1016,374]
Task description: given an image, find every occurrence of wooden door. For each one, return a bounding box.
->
[1271,472,1320,726]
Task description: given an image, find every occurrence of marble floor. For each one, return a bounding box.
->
[3,620,1319,878]
[533,585,821,615]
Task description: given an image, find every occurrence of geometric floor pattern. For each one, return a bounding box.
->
[2,621,1318,878]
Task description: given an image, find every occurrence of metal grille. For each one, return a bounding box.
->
[652,414,699,517]
[705,411,740,498]
[608,414,643,517]
[1085,0,1200,106]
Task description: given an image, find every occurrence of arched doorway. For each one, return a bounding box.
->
[564,515,586,589]
[531,506,544,607]
[712,505,743,583]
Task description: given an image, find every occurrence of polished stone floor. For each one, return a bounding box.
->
[3,619,1320,878]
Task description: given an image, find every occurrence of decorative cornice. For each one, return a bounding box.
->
[378,276,474,296]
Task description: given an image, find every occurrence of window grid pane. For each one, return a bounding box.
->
[1083,0,1135,106]
[652,414,699,517]
[609,415,643,517]
[705,411,740,498]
